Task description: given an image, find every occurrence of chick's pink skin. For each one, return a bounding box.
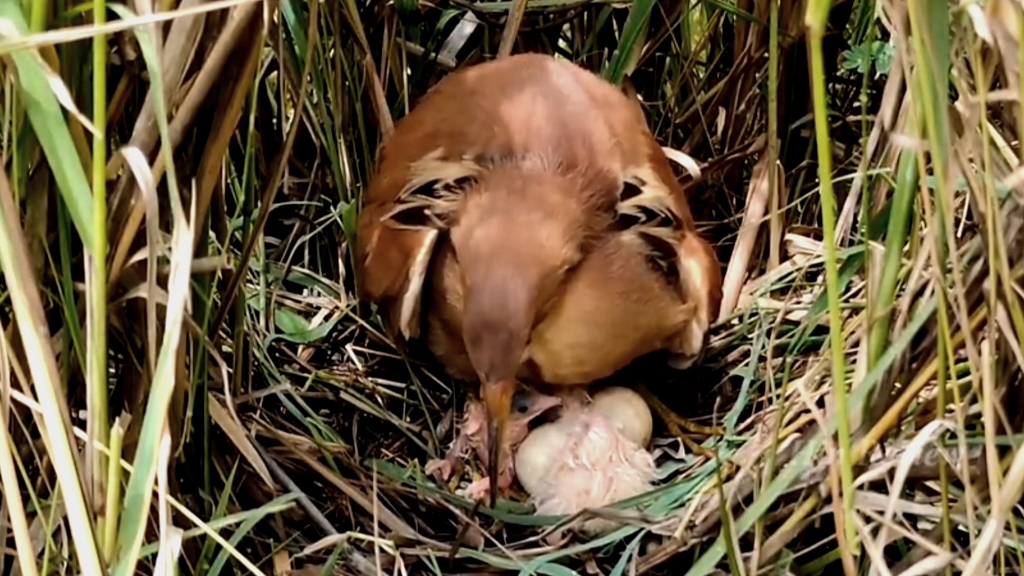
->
[426,390,561,500]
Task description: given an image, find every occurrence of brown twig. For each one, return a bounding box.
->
[496,0,527,58]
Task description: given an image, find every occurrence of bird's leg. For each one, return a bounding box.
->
[425,400,487,483]
[463,463,516,502]
[660,409,722,436]
[424,434,468,482]
[543,528,572,548]
[635,384,722,458]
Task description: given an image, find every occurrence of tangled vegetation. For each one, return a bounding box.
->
[1,0,1023,574]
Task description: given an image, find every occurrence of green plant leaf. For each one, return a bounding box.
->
[0,0,95,251]
[603,0,655,85]
[275,308,310,335]
[268,311,341,345]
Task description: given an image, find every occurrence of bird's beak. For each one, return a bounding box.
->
[482,378,514,508]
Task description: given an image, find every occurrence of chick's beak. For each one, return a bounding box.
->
[482,378,514,508]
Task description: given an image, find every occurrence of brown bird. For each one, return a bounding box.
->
[355,53,723,505]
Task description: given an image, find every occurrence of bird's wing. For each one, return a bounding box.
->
[354,53,712,343]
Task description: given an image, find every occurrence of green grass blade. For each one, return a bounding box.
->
[805,0,856,564]
[867,148,917,368]
[86,0,110,525]
[603,0,654,85]
[0,0,96,251]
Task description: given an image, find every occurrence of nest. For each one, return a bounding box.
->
[181,1,1024,572]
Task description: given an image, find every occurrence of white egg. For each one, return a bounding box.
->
[514,420,569,496]
[590,386,653,447]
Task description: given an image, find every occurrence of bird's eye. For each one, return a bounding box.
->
[512,394,531,413]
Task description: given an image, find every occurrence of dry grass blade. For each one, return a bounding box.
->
[208,393,274,490]
[719,147,775,320]
[0,329,38,576]
[496,0,527,58]
[122,0,205,159]
[107,0,259,287]
[0,165,101,574]
[153,427,182,576]
[0,0,257,54]
[116,145,160,381]
[964,437,1024,572]
[112,190,195,575]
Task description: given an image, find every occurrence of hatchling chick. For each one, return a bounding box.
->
[514,386,656,540]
